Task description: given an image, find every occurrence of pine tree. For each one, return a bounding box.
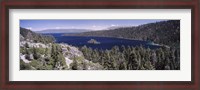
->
[128,51,138,70]
[25,43,29,48]
[72,55,78,70]
[33,47,40,60]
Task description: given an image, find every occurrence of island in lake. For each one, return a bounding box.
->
[87,39,101,44]
[20,20,180,70]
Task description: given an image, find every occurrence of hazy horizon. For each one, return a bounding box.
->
[20,19,168,31]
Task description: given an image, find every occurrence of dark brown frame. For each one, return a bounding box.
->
[0,0,199,90]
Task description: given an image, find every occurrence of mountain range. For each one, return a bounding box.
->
[36,29,92,34]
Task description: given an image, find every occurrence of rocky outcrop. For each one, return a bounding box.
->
[20,28,103,70]
[20,40,103,70]
[59,43,103,70]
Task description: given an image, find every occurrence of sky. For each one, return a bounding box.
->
[20,20,167,31]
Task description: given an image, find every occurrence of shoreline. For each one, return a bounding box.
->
[62,34,170,48]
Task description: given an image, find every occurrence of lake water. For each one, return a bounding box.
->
[45,33,161,50]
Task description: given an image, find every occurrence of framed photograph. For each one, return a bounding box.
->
[0,0,199,90]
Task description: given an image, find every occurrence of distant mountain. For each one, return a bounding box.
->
[36,29,92,34]
[65,20,180,47]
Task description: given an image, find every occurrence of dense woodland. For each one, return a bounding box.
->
[80,45,180,70]
[68,20,180,47]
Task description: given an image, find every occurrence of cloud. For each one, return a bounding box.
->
[43,28,47,30]
[55,27,60,29]
[92,25,103,28]
[89,25,106,31]
[26,27,32,30]
[55,27,67,29]
[92,25,96,28]
[111,24,117,27]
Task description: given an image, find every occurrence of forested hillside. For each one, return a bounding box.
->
[20,27,55,44]
[20,28,103,70]
[67,20,180,47]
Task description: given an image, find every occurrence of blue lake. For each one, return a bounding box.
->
[44,33,161,50]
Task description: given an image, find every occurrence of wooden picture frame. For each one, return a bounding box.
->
[0,0,199,90]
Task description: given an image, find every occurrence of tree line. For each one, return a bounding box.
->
[69,20,180,47]
[80,45,180,70]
